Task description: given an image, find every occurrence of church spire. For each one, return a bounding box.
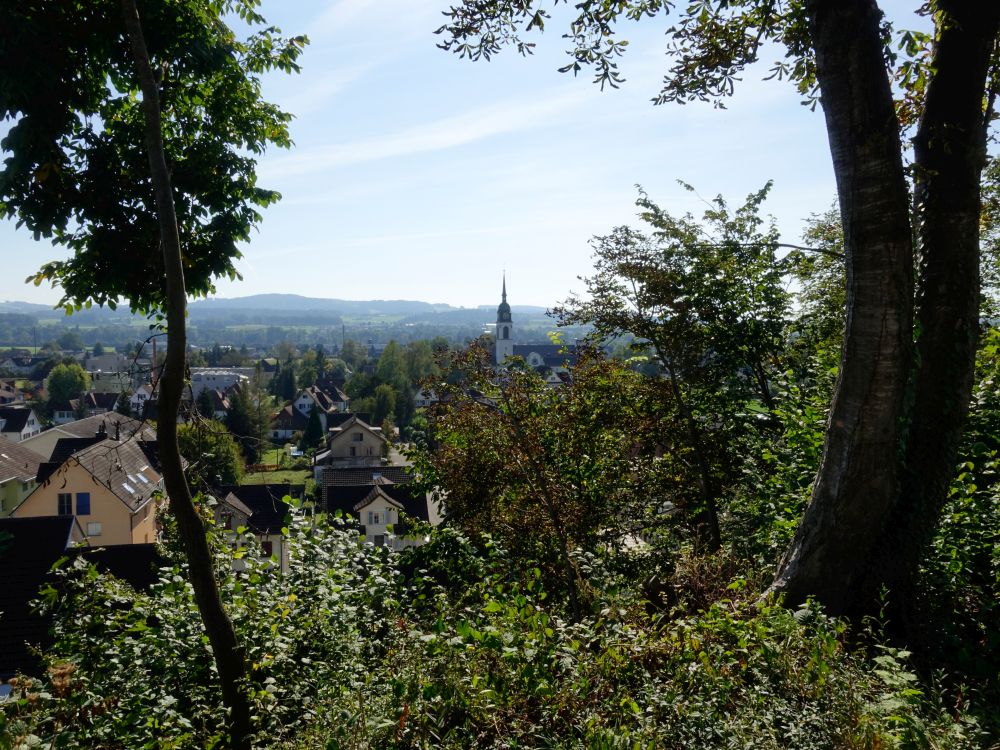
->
[495,272,514,364]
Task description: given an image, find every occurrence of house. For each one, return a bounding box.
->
[0,406,42,443]
[292,386,341,432]
[269,404,310,441]
[19,413,153,460]
[130,383,155,417]
[0,438,43,516]
[51,401,78,425]
[313,415,385,470]
[84,352,129,376]
[320,468,437,549]
[0,355,47,377]
[213,483,304,572]
[0,516,87,680]
[204,388,230,420]
[414,388,437,409]
[13,428,165,545]
[72,391,120,417]
[326,385,350,412]
[52,391,118,425]
[189,368,252,398]
[0,380,23,405]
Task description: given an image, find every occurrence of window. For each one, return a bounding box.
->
[349,447,356,457]
[374,535,385,547]
[76,492,90,515]
[86,522,102,536]
[57,493,72,516]
[352,432,364,442]
[261,540,274,558]
[367,511,373,525]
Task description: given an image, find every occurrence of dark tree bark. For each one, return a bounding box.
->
[869,1,1000,610]
[771,0,1000,618]
[120,1,253,747]
[768,0,914,615]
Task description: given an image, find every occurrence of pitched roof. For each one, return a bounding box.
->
[327,414,383,439]
[323,479,430,524]
[40,436,164,512]
[326,412,371,430]
[301,386,337,413]
[271,404,309,431]
[512,344,578,368]
[0,439,43,483]
[216,484,304,534]
[0,516,81,679]
[321,465,412,486]
[46,413,151,441]
[90,392,120,411]
[0,406,34,433]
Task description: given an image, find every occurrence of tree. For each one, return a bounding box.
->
[226,389,263,465]
[372,383,397,426]
[417,345,665,619]
[340,339,368,370]
[57,329,84,351]
[299,405,324,452]
[555,184,789,549]
[46,362,91,415]
[178,420,244,487]
[437,0,1000,618]
[196,388,215,420]
[116,390,132,418]
[92,341,105,357]
[270,362,297,402]
[1,2,304,745]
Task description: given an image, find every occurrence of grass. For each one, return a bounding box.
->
[241,468,312,487]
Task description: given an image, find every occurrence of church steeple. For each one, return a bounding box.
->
[497,273,511,322]
[495,273,514,364]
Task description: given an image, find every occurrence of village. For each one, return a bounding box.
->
[0,285,577,681]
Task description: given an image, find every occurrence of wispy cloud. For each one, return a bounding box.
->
[308,0,437,39]
[277,61,375,117]
[261,89,588,179]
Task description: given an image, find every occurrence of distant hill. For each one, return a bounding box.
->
[0,301,55,314]
[188,294,548,319]
[0,294,571,350]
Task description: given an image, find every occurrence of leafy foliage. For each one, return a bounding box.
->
[178,418,245,487]
[0,0,306,312]
[44,361,90,415]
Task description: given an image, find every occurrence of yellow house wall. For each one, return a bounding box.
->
[13,462,152,545]
[329,425,384,459]
[1,479,24,516]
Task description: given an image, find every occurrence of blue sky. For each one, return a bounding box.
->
[2,0,893,310]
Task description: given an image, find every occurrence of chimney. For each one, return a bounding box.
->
[114,421,120,441]
[97,421,107,438]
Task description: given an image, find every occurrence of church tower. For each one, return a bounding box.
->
[495,274,514,364]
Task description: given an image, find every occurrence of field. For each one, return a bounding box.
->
[240,445,314,492]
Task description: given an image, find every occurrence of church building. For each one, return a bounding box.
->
[493,276,576,381]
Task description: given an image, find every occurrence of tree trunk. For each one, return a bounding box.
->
[867,2,1000,613]
[120,1,253,747]
[768,0,913,615]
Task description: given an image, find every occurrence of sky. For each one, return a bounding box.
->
[2,0,909,310]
